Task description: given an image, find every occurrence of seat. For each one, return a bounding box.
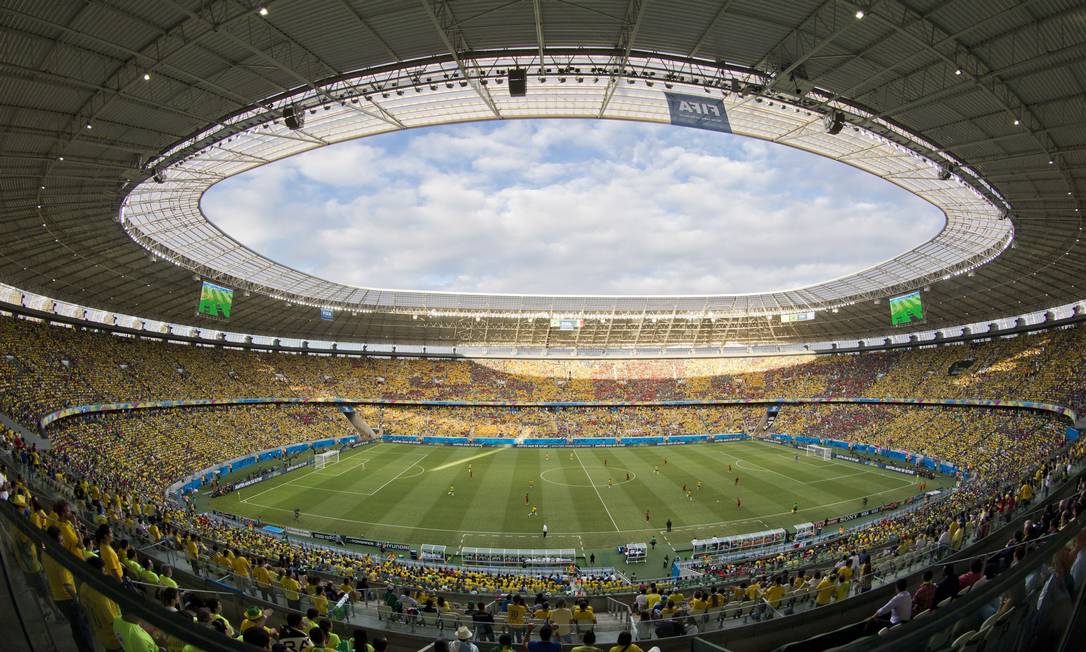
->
[951,630,977,651]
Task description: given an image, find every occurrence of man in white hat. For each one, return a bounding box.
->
[451,626,479,652]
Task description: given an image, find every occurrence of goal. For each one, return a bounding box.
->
[314,450,340,469]
[804,445,833,461]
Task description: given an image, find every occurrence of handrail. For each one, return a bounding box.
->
[0,501,249,652]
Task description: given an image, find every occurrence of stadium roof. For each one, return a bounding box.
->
[0,0,1083,348]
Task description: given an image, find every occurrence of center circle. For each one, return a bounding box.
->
[539,466,637,488]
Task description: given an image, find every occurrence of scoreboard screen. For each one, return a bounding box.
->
[196,281,234,320]
[889,290,924,327]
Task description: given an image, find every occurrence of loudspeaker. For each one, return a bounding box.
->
[152,166,167,184]
[283,105,305,130]
[937,165,953,181]
[508,69,527,97]
[823,110,844,135]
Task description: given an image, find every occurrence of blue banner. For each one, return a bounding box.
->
[665,92,732,132]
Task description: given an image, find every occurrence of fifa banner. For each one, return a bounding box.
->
[665,92,732,132]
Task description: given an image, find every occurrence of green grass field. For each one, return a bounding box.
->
[205,441,949,567]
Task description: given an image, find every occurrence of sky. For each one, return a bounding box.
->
[202,119,944,295]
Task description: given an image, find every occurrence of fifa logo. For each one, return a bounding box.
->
[677,100,721,117]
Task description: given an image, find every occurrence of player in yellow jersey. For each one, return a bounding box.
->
[448,484,455,496]
[529,505,538,517]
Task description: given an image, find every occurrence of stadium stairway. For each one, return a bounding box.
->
[0,409,49,449]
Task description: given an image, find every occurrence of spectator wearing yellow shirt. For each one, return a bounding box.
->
[814,572,835,606]
[550,598,574,642]
[281,572,302,611]
[185,536,201,576]
[80,557,122,651]
[1017,482,1034,505]
[834,574,851,602]
[44,526,97,652]
[607,631,643,652]
[96,524,124,581]
[764,578,785,609]
[312,591,330,617]
[231,550,252,593]
[506,595,528,643]
[254,562,275,602]
[572,600,596,631]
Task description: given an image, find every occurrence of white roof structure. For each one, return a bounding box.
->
[1,1,1083,348]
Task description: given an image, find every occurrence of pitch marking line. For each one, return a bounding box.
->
[361,452,429,496]
[572,450,620,531]
[312,456,370,478]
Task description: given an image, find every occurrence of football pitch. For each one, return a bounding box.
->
[206,441,949,566]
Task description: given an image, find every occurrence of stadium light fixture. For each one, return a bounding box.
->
[143,72,151,81]
[258,6,268,16]
[955,68,962,76]
[84,122,92,129]
[855,9,865,19]
[1013,118,1020,126]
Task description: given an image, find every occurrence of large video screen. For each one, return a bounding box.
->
[889,290,924,327]
[196,281,234,320]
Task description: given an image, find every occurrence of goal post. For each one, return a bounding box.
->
[314,450,340,469]
[804,445,833,461]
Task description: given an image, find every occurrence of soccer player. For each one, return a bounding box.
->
[607,478,614,489]
[529,505,538,518]
[736,496,741,510]
[735,476,740,487]
[625,472,630,481]
[645,510,651,522]
[545,453,550,462]
[664,457,668,465]
[569,452,574,461]
[792,501,798,513]
[654,465,660,475]
[542,523,548,538]
[293,508,300,520]
[525,493,529,505]
[687,490,694,502]
[682,483,688,493]
[728,463,732,472]
[528,479,535,489]
[604,458,607,466]
[795,453,800,462]
[448,484,455,496]
[468,464,473,479]
[696,480,703,492]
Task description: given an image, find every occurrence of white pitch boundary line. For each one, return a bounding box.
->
[572,450,620,532]
[311,456,370,479]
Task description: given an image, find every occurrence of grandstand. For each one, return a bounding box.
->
[1,2,1085,652]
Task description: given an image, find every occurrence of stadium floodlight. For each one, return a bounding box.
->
[258,6,268,16]
[823,110,844,135]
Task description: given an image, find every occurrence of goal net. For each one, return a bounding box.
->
[314,450,340,469]
[804,445,833,461]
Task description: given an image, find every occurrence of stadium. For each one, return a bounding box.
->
[0,1,1085,652]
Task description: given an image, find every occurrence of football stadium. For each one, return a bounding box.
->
[1,2,1085,652]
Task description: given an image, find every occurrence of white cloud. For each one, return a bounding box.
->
[202,119,944,295]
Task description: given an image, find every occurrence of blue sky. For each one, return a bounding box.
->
[202,119,944,295]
